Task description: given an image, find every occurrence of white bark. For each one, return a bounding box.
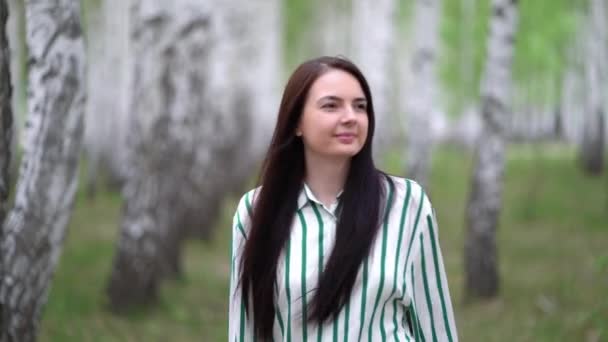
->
[405,0,442,188]
[579,0,606,175]
[6,0,24,180]
[217,0,281,166]
[561,55,585,145]
[0,0,12,226]
[351,0,398,155]
[0,0,85,339]
[83,0,131,195]
[107,0,251,309]
[313,0,352,56]
[465,0,518,299]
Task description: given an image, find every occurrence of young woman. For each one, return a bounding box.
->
[228,56,457,342]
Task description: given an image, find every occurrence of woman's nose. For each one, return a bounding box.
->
[341,106,356,122]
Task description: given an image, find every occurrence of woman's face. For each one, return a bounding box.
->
[296,69,369,161]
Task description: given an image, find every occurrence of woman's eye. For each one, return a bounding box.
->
[322,103,337,109]
[356,103,367,111]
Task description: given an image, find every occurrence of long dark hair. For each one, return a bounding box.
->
[239,56,387,339]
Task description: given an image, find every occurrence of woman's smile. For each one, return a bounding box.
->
[335,132,357,144]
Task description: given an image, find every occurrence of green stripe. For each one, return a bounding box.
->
[236,210,247,240]
[392,300,413,341]
[311,204,325,342]
[410,306,425,342]
[357,259,369,341]
[297,210,308,341]
[245,191,253,217]
[427,215,454,342]
[343,300,350,342]
[333,316,338,342]
[382,180,412,340]
[239,300,246,342]
[397,188,426,301]
[237,204,246,341]
[368,178,395,341]
[275,280,285,339]
[410,264,424,341]
[391,300,399,342]
[285,239,292,342]
[230,232,235,283]
[420,235,438,342]
[275,304,285,338]
[390,183,425,341]
[403,189,426,275]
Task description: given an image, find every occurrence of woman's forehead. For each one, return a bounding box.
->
[308,69,365,99]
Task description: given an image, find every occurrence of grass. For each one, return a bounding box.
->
[39,144,607,341]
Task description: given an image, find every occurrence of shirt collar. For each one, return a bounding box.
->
[297,183,343,212]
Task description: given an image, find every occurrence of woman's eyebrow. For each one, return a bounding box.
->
[317,95,343,103]
[317,96,367,103]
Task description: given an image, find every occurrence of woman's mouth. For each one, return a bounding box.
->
[335,133,356,143]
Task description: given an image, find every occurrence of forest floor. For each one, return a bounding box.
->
[39,143,608,341]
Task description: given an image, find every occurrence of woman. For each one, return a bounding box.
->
[228,56,457,341]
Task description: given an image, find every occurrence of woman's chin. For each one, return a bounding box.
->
[326,147,363,159]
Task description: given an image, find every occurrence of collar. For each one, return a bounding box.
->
[297,183,343,212]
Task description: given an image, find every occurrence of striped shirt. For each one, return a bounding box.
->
[228,176,458,341]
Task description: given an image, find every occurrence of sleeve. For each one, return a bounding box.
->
[408,193,458,342]
[228,193,256,342]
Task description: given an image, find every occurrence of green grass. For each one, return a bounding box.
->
[39,144,607,341]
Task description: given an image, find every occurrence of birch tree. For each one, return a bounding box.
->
[83,0,131,196]
[405,0,442,188]
[561,47,585,146]
[313,0,351,56]
[0,0,12,229]
[351,0,397,154]
[177,0,281,240]
[0,0,86,339]
[217,0,281,179]
[106,0,249,309]
[6,0,24,126]
[464,0,519,299]
[3,0,24,190]
[579,0,606,175]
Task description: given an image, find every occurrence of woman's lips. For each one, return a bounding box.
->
[335,133,356,143]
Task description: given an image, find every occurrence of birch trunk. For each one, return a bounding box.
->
[579,0,606,175]
[405,0,441,188]
[351,0,397,154]
[465,0,518,299]
[0,0,12,228]
[5,0,23,187]
[313,0,351,56]
[561,58,584,145]
[217,0,281,184]
[181,0,280,240]
[106,0,246,309]
[83,0,131,196]
[0,0,85,339]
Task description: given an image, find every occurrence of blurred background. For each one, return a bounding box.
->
[0,0,607,341]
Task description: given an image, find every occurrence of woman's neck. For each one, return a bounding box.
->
[304,152,350,207]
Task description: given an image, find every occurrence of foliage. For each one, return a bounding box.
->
[440,0,586,115]
[283,0,316,72]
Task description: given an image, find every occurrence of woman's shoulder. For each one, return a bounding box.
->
[235,186,262,218]
[382,174,434,216]
[383,175,426,202]
[231,186,262,238]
